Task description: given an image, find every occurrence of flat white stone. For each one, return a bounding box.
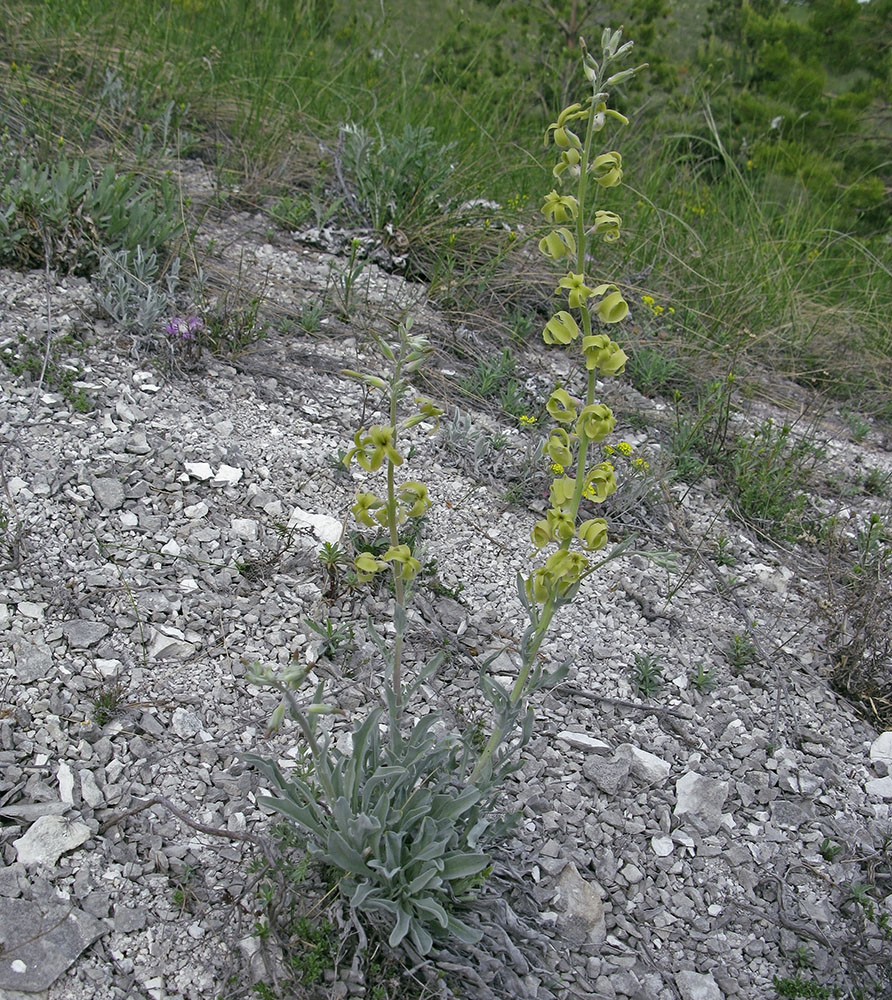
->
[184,502,209,519]
[287,507,342,545]
[57,762,75,806]
[617,743,671,783]
[79,770,104,809]
[231,518,259,540]
[865,775,892,798]
[184,462,214,480]
[160,538,181,556]
[14,815,91,866]
[213,464,243,485]
[870,731,892,766]
[555,731,611,753]
[651,835,674,857]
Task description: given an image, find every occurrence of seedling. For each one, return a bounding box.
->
[631,652,663,698]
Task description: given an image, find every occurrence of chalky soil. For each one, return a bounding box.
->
[1,215,891,1000]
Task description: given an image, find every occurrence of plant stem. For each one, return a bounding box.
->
[387,341,406,724]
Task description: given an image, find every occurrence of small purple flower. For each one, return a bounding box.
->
[163,315,203,341]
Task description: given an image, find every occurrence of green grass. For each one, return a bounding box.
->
[3,0,888,403]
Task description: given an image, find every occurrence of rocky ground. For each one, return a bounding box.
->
[1,201,891,1000]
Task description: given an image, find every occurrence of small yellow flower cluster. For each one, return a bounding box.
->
[641,295,674,317]
[519,414,537,426]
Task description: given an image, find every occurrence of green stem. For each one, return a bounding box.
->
[387,344,406,726]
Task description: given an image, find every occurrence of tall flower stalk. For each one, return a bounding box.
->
[342,325,442,734]
[471,28,644,784]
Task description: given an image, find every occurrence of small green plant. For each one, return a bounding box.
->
[861,467,889,498]
[727,633,758,674]
[271,187,343,231]
[297,300,325,333]
[96,246,181,338]
[670,377,735,483]
[170,863,201,915]
[844,411,871,443]
[318,541,350,598]
[340,122,454,232]
[330,237,368,319]
[773,975,833,1000]
[91,680,128,726]
[0,156,181,273]
[200,293,267,358]
[714,534,736,567]
[460,347,516,399]
[819,837,843,862]
[630,652,663,697]
[1,331,94,411]
[287,916,335,985]
[689,661,715,694]
[305,617,354,660]
[727,419,818,542]
[627,344,683,397]
[824,513,892,727]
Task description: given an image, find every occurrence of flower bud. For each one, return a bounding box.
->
[553,147,582,181]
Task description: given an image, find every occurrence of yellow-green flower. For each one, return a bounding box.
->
[530,518,554,549]
[553,146,582,181]
[383,544,421,581]
[352,492,385,527]
[543,311,580,346]
[592,210,622,242]
[590,283,629,324]
[542,190,579,224]
[577,518,608,551]
[547,506,576,542]
[355,551,389,582]
[345,425,402,471]
[549,476,577,510]
[398,481,431,518]
[544,102,587,146]
[544,549,589,593]
[617,440,633,456]
[546,387,577,422]
[538,228,576,261]
[582,334,628,375]
[583,462,618,503]
[557,272,593,309]
[519,414,537,426]
[591,151,623,187]
[576,403,616,443]
[546,428,574,467]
